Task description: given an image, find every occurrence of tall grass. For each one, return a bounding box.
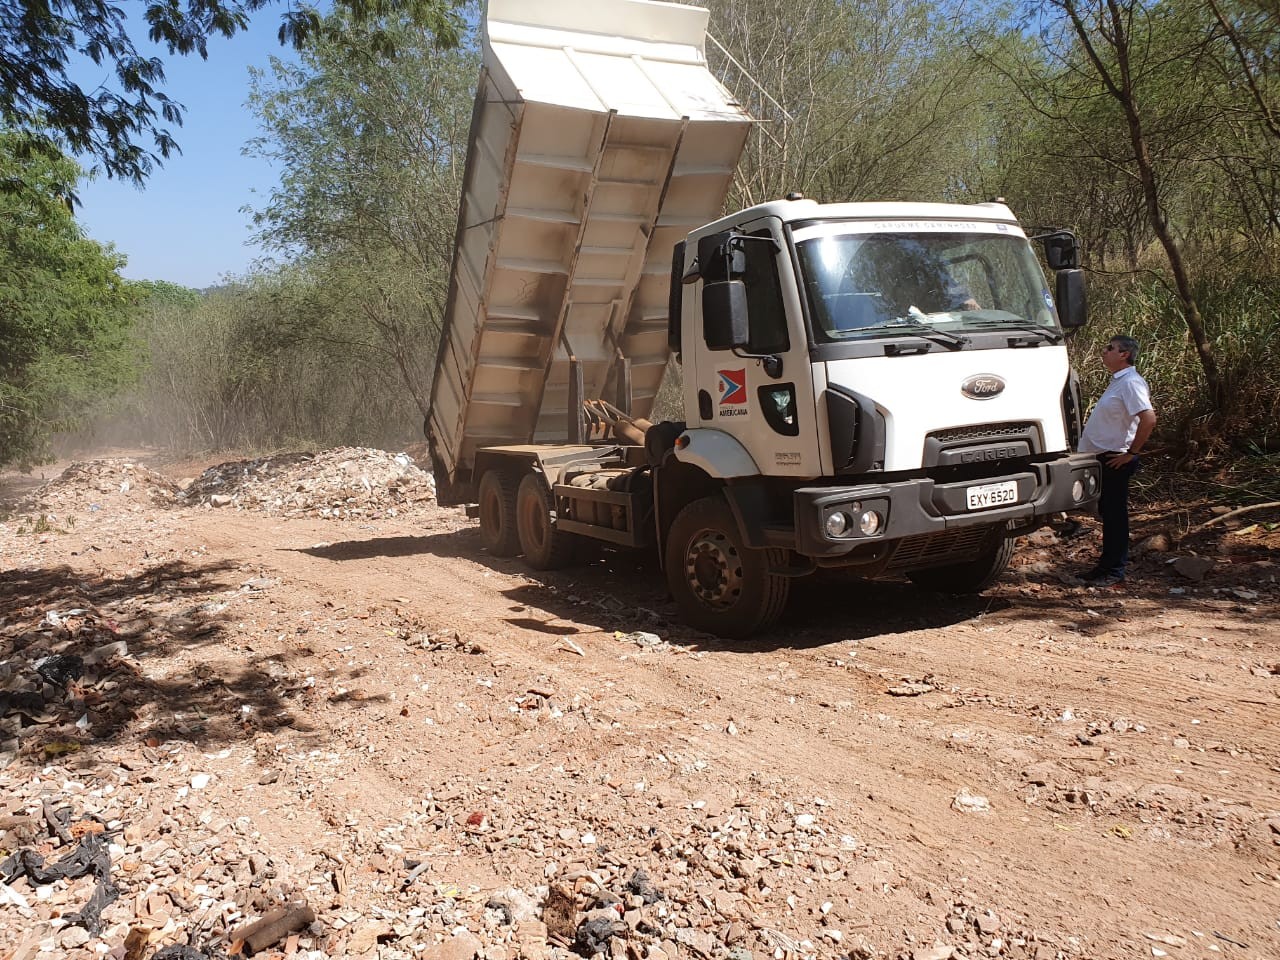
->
[1073,268,1280,459]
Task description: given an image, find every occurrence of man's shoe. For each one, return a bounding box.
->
[1082,569,1125,587]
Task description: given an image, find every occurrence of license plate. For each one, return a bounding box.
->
[966,480,1019,510]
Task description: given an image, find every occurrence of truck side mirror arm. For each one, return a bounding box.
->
[1029,228,1080,271]
[734,348,783,379]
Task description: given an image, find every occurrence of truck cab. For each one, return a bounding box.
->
[653,196,1098,633]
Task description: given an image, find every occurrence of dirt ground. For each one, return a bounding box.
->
[1,448,1277,960]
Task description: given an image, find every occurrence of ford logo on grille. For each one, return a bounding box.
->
[961,374,1006,400]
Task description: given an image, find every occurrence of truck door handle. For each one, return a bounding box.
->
[698,390,713,420]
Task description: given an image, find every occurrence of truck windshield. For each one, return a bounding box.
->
[796,231,1059,344]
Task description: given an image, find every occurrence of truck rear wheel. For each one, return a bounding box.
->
[516,472,578,570]
[477,470,520,557]
[665,496,790,639]
[907,533,1015,593]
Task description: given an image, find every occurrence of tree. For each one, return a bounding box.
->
[0,131,137,470]
[977,1,1229,413]
[0,0,459,186]
[246,11,477,419]
[706,0,1002,208]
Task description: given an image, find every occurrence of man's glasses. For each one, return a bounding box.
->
[1104,344,1120,352]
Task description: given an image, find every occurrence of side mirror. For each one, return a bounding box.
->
[1055,269,1087,329]
[703,279,750,350]
[1043,233,1080,270]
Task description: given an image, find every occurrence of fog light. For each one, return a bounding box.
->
[1072,479,1084,502]
[825,512,850,537]
[858,509,882,536]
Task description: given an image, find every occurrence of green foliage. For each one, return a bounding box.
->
[14,513,73,536]
[0,0,461,185]
[131,279,203,309]
[0,131,138,471]
[708,0,995,207]
[246,9,478,417]
[67,0,1277,464]
[87,10,476,456]
[112,267,425,453]
[1071,267,1280,453]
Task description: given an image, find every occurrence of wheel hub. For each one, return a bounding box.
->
[520,498,547,549]
[684,530,743,609]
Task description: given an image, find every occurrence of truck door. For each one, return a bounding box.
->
[686,217,821,477]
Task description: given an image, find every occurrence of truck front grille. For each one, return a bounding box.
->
[885,526,995,572]
[923,421,1042,470]
[928,422,1036,444]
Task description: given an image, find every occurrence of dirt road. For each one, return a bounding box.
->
[1,450,1277,960]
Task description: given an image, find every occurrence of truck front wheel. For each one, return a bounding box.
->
[907,533,1015,593]
[516,472,578,570]
[665,496,790,639]
[477,470,520,557]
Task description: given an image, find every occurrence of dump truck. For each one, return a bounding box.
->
[428,0,1101,638]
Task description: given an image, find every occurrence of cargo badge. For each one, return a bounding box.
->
[718,369,747,405]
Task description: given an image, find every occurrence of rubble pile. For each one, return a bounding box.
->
[9,460,182,513]
[180,448,436,520]
[0,745,1058,960]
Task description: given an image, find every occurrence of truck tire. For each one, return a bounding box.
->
[516,472,578,570]
[907,534,1015,593]
[477,470,520,557]
[665,496,790,639]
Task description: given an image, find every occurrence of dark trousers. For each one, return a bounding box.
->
[1096,452,1140,574]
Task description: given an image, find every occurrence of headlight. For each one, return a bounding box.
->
[1086,473,1098,495]
[1072,480,1084,502]
[825,512,850,537]
[858,510,882,536]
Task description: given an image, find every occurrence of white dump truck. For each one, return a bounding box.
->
[428,0,1100,637]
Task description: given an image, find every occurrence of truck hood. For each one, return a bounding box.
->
[823,347,1071,472]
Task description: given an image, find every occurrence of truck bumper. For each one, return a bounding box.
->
[792,454,1099,558]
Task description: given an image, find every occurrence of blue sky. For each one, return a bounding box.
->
[73,8,299,290]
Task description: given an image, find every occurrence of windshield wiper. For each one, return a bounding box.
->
[965,319,1063,344]
[879,318,970,350]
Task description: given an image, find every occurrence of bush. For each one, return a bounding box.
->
[1072,269,1280,456]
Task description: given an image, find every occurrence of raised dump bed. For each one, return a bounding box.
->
[428,0,751,502]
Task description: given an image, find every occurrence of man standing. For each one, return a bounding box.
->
[1077,335,1157,585]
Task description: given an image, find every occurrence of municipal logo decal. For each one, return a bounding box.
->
[717,369,747,405]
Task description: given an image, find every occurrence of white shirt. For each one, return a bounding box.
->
[1079,366,1153,454]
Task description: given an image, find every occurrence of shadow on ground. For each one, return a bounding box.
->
[0,560,323,767]
[289,504,1279,651]
[292,525,1000,650]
